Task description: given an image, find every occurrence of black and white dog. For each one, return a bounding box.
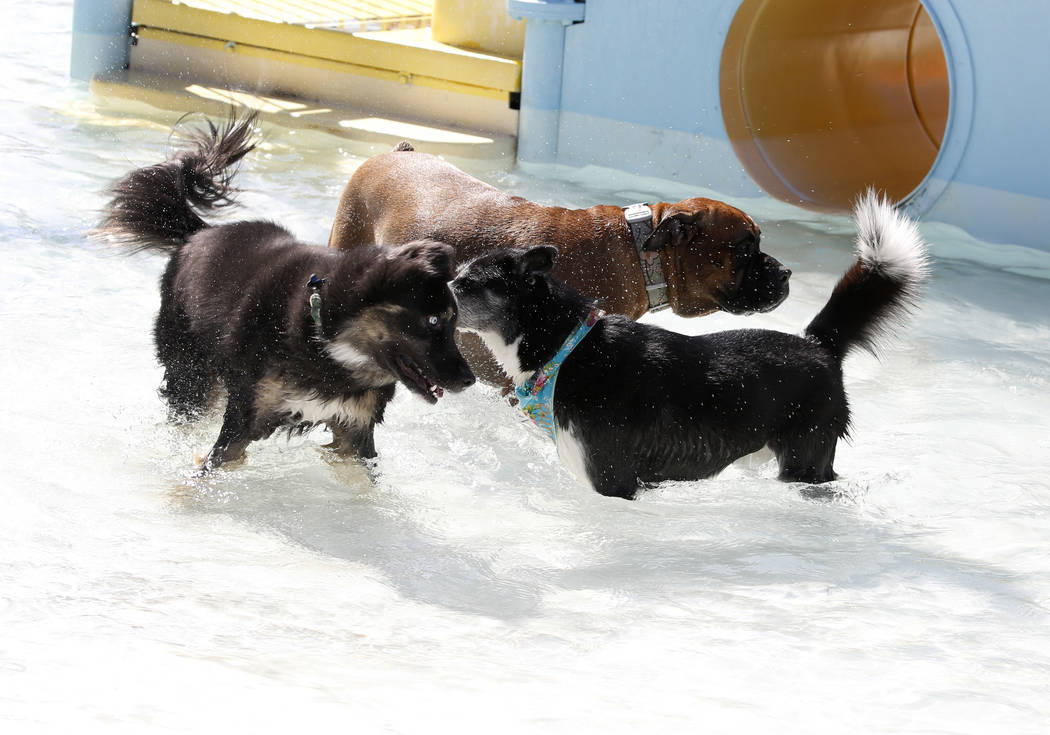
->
[450,192,928,498]
[97,113,474,470]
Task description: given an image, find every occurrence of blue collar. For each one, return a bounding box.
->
[515,308,605,442]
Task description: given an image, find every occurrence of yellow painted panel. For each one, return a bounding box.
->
[89,68,516,160]
[432,0,524,58]
[133,0,519,91]
[165,0,432,26]
[137,26,508,100]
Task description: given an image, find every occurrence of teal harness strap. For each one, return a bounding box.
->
[515,308,605,442]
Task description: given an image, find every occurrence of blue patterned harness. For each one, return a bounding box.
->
[515,308,605,442]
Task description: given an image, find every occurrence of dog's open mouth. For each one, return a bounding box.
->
[395,355,444,404]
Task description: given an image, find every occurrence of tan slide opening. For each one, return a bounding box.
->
[720,0,949,210]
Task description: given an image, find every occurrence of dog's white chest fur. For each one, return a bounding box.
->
[324,340,394,387]
[255,374,379,428]
[555,420,593,490]
[280,392,376,428]
[473,330,532,386]
[470,328,594,489]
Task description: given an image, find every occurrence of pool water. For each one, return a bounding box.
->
[3,2,1050,732]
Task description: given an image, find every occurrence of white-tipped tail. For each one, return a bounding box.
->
[853,188,930,285]
[804,190,931,360]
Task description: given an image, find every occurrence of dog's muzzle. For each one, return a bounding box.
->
[721,254,792,314]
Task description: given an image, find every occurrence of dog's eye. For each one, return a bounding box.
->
[427,315,441,329]
[525,275,537,287]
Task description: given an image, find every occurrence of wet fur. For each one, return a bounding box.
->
[96,113,474,470]
[328,143,792,387]
[451,192,928,499]
[328,144,791,320]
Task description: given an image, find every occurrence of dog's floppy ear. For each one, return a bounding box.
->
[643,212,701,252]
[520,245,557,274]
[392,239,456,279]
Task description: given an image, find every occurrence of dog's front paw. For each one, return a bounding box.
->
[193,448,247,473]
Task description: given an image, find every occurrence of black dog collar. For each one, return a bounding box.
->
[623,203,670,313]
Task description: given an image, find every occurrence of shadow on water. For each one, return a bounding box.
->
[168,443,1048,631]
[170,452,551,620]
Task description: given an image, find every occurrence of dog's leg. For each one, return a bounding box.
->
[354,423,377,459]
[594,483,638,500]
[155,302,215,421]
[322,422,380,488]
[326,421,378,459]
[199,382,257,472]
[772,434,838,485]
[160,360,215,421]
[588,464,639,500]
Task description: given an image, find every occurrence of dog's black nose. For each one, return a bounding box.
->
[453,369,476,391]
[779,267,792,282]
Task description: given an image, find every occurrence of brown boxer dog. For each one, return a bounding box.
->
[328,143,791,383]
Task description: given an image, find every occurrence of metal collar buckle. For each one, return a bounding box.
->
[307,274,325,327]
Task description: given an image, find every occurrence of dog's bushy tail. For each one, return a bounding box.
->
[95,112,259,253]
[804,189,930,361]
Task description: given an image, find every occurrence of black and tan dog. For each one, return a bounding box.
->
[450,192,928,498]
[97,114,474,470]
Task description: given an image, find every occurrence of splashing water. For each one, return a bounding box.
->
[2,3,1049,732]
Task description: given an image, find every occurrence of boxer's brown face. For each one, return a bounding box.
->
[647,198,791,317]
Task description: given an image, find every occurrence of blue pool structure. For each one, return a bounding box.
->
[73,0,1050,252]
[508,0,1050,253]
